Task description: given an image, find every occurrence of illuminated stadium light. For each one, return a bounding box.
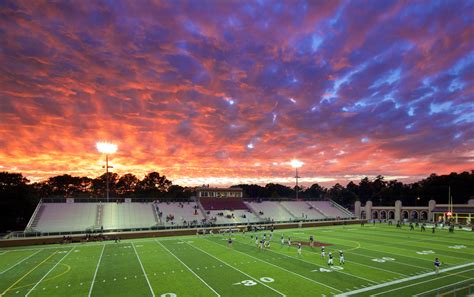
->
[290,159,303,200]
[96,141,118,201]
[96,142,118,154]
[290,159,304,168]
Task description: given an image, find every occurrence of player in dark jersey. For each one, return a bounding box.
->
[297,242,302,256]
[434,258,441,273]
[309,235,314,248]
[328,252,334,266]
[227,237,233,247]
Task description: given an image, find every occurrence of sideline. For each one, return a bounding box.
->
[334,262,474,297]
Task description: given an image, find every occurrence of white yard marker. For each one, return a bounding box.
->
[132,242,155,297]
[205,238,342,293]
[155,240,220,296]
[0,249,42,274]
[334,262,474,297]
[88,244,105,297]
[25,248,74,297]
[186,241,286,297]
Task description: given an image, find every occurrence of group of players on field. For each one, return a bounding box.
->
[218,226,441,273]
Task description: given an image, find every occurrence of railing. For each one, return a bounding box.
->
[328,199,354,217]
[25,199,43,231]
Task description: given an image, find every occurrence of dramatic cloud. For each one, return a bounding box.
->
[0,0,472,186]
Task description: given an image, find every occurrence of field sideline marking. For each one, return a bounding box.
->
[25,247,74,297]
[132,242,155,297]
[88,244,105,297]
[334,262,474,297]
[185,241,286,296]
[237,237,378,285]
[370,268,474,296]
[413,278,473,296]
[204,237,342,293]
[0,249,42,274]
[1,250,57,295]
[155,240,221,296]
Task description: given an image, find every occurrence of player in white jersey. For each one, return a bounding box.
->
[339,250,345,265]
[297,242,302,256]
[288,237,292,247]
[255,235,259,247]
[281,235,285,245]
[321,246,326,258]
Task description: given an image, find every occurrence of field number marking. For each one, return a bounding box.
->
[234,277,275,286]
[448,245,466,249]
[312,266,344,272]
[372,257,395,263]
[161,294,176,297]
[416,250,434,255]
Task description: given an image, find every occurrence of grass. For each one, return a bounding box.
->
[0,224,473,296]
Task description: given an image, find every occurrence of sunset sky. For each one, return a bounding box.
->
[0,0,473,187]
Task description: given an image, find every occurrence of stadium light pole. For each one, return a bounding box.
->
[96,142,118,202]
[291,159,303,200]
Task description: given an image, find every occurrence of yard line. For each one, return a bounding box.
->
[238,238,377,284]
[413,278,473,296]
[0,249,42,274]
[334,262,474,297]
[131,242,155,297]
[370,268,474,296]
[185,241,286,297]
[1,251,57,296]
[88,244,105,297]
[205,238,342,293]
[25,248,75,297]
[155,240,220,296]
[348,250,426,270]
[345,259,407,276]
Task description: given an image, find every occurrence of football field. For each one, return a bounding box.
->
[0,224,473,297]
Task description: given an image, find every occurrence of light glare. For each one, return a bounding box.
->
[291,159,303,168]
[96,142,118,154]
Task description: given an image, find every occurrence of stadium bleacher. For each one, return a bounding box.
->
[156,202,206,227]
[31,203,97,233]
[280,201,327,220]
[27,199,353,233]
[245,201,296,222]
[101,202,157,230]
[308,200,352,218]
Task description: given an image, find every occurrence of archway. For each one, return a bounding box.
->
[402,210,409,220]
[372,211,379,219]
[380,210,387,220]
[411,210,419,220]
[360,210,366,219]
[388,210,395,220]
[420,211,428,221]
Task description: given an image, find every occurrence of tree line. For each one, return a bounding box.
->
[0,170,472,232]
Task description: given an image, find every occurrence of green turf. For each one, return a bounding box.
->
[0,224,472,296]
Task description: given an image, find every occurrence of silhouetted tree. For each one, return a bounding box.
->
[116,173,140,197]
[136,172,172,197]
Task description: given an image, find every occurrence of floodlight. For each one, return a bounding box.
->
[290,159,304,168]
[96,142,118,154]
